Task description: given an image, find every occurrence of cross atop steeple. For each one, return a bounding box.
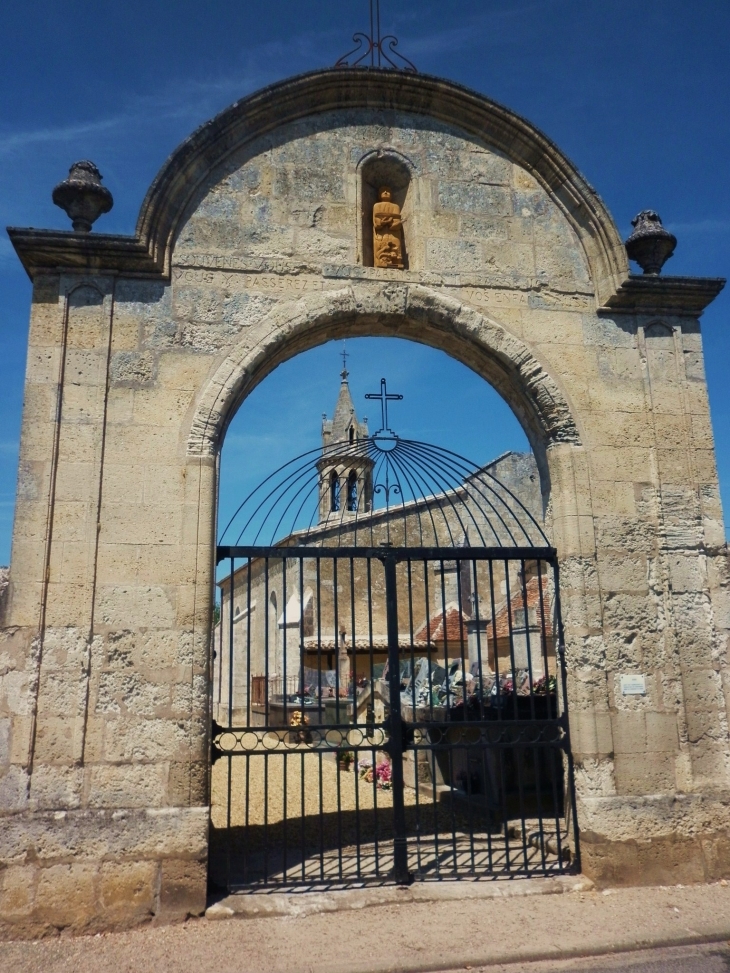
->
[321,357,369,447]
[365,378,403,436]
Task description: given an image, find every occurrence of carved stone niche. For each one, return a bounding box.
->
[359,152,412,269]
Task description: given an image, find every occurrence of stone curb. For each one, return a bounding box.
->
[205,874,595,921]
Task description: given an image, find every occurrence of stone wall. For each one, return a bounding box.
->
[1,69,727,934]
[0,566,9,625]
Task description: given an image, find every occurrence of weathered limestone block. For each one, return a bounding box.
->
[0,808,207,935]
[580,793,730,885]
[35,863,97,929]
[99,860,158,926]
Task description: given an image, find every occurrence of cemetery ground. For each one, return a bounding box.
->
[207,740,565,885]
[1,880,730,972]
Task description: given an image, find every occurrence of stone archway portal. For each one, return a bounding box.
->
[3,67,726,934]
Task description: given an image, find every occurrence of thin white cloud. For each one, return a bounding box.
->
[404,0,564,57]
[667,218,730,234]
[0,30,329,161]
[0,117,123,157]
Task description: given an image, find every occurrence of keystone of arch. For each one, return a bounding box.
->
[187,283,582,458]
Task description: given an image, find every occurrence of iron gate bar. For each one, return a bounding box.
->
[217,437,551,550]
[384,553,410,882]
[217,545,557,563]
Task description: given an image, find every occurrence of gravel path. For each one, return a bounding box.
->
[209,745,562,885]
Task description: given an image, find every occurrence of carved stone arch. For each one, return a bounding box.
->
[133,70,629,303]
[355,145,418,177]
[187,284,582,500]
[61,281,109,334]
[5,55,730,936]
[64,280,106,301]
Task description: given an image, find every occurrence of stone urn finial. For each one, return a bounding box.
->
[625,210,677,275]
[52,160,113,233]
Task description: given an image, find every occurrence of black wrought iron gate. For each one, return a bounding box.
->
[209,543,580,891]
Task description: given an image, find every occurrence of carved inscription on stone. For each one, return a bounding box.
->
[172,267,322,293]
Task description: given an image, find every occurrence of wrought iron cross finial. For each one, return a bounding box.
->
[335,0,417,72]
[340,342,349,379]
[365,378,403,435]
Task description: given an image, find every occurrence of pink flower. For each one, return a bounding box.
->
[375,760,392,783]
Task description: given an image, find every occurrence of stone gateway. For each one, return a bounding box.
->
[1,68,728,934]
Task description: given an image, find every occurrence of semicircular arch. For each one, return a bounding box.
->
[187,285,582,494]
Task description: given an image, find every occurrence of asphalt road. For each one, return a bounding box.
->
[467,943,730,973]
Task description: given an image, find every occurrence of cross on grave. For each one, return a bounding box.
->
[365,378,403,435]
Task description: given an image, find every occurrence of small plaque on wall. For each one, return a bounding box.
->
[620,674,647,696]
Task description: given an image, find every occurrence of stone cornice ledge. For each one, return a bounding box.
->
[599,274,725,317]
[8,230,727,322]
[7,227,161,280]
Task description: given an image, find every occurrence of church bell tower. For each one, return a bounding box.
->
[317,364,374,523]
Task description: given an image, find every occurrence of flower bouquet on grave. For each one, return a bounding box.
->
[289,709,312,744]
[358,757,374,783]
[338,749,354,771]
[375,759,392,790]
[358,755,392,789]
[533,674,557,696]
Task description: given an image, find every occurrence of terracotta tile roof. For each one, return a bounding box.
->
[413,576,550,646]
[491,575,549,638]
[414,603,469,644]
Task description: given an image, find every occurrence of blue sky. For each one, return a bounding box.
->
[1,0,728,561]
[218,338,529,545]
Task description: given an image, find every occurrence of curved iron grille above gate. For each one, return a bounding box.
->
[211,435,579,892]
[218,436,550,550]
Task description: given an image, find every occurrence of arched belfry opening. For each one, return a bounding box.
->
[346,469,358,511]
[329,470,340,512]
[359,151,413,269]
[318,364,374,522]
